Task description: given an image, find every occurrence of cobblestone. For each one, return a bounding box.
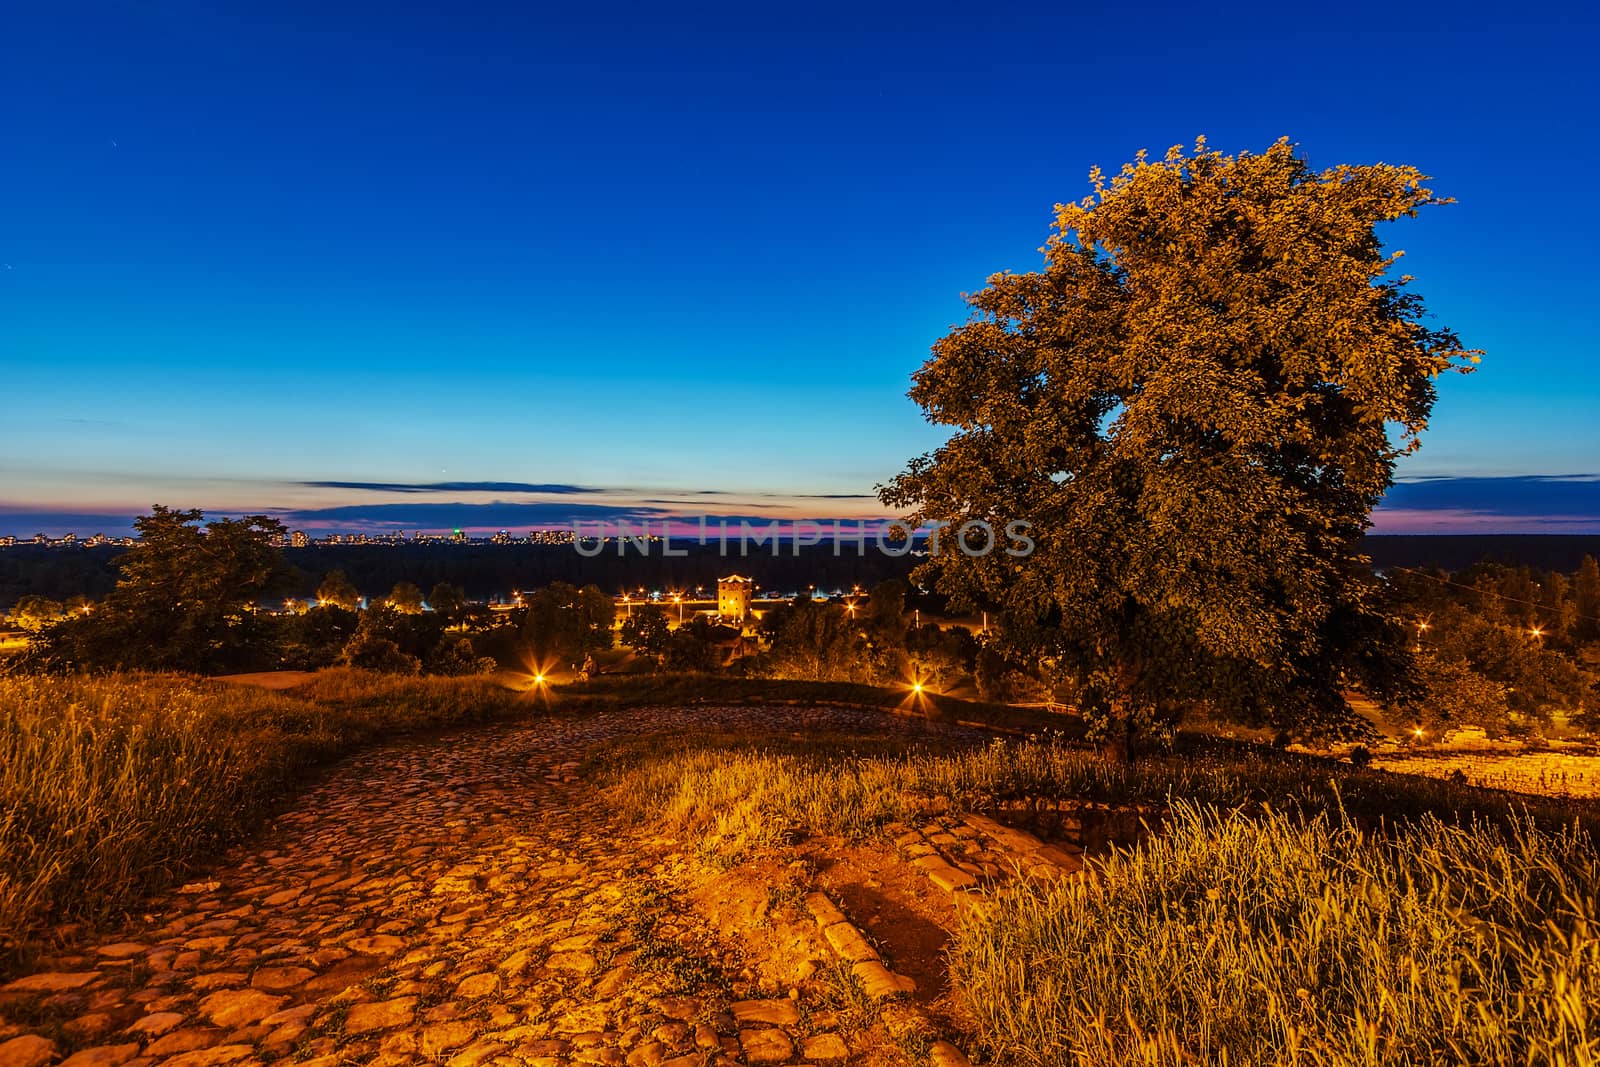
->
[0,705,984,1066]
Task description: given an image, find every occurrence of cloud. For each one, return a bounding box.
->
[298,481,602,495]
[279,501,665,528]
[0,509,141,533]
[1379,475,1600,519]
[276,502,881,532]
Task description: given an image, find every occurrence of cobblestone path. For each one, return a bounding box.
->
[0,707,978,1067]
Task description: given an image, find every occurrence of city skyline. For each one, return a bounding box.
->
[5,3,1598,534]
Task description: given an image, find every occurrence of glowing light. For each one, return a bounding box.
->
[1413,727,1425,739]
[1530,626,1544,638]
[533,673,546,685]
[911,681,924,694]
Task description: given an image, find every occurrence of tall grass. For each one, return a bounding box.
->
[951,802,1600,1066]
[609,733,1600,1062]
[606,734,1600,864]
[0,670,529,971]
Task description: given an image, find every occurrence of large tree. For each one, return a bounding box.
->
[881,139,1477,748]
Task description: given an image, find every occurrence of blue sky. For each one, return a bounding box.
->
[3,1,1598,535]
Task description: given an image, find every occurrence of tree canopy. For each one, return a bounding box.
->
[881,138,1478,745]
[316,570,361,610]
[620,604,672,657]
[521,582,615,665]
[386,581,425,614]
[32,506,290,671]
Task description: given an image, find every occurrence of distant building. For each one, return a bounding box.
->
[290,530,310,548]
[718,575,754,622]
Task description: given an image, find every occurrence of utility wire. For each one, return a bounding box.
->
[1387,565,1600,627]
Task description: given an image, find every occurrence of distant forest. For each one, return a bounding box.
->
[2,535,1599,610]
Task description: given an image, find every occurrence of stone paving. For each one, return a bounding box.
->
[0,706,981,1067]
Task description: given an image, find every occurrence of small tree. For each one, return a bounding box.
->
[763,600,869,683]
[621,604,672,658]
[882,139,1478,751]
[521,582,615,665]
[1575,555,1600,644]
[664,625,721,673]
[387,581,425,614]
[317,570,361,610]
[11,595,65,632]
[429,582,467,622]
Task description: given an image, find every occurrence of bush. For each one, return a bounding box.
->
[340,631,421,674]
[425,637,497,676]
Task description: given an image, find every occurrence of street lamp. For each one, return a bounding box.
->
[673,592,683,624]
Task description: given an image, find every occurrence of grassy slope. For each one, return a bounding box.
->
[604,732,1600,1066]
[953,804,1600,1066]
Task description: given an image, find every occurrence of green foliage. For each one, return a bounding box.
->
[974,645,1050,703]
[1577,556,1600,644]
[26,507,291,672]
[620,604,672,657]
[951,803,1600,1066]
[881,139,1477,743]
[1392,564,1598,726]
[340,627,422,674]
[315,569,361,610]
[424,636,496,676]
[521,581,614,665]
[386,580,425,614]
[659,627,716,668]
[8,596,64,633]
[427,581,467,620]
[906,623,978,690]
[1403,653,1511,733]
[759,599,872,682]
[277,603,360,668]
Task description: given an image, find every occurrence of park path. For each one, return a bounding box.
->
[0,706,974,1067]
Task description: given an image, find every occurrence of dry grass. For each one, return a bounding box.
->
[605,732,1600,863]
[0,669,529,971]
[607,733,1600,1064]
[952,802,1600,1066]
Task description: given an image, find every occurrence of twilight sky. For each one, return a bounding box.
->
[3,1,1598,536]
